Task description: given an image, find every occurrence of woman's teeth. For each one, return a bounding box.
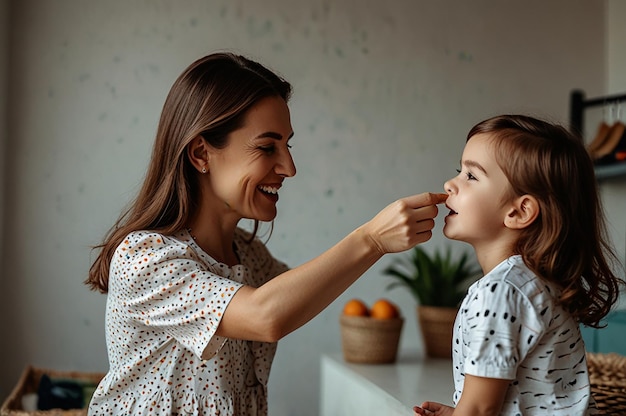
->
[258,185,278,195]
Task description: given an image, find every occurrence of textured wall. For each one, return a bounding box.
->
[1,1,616,415]
[0,0,7,291]
[603,0,626,298]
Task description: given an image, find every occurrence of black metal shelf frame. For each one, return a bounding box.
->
[569,89,626,180]
[570,90,626,136]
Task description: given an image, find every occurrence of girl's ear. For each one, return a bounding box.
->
[187,136,210,174]
[504,195,539,230]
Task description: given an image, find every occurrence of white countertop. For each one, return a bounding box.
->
[321,351,455,415]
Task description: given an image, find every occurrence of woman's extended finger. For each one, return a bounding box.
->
[402,192,448,209]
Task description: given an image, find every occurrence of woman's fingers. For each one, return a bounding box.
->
[364,192,448,254]
[404,192,448,209]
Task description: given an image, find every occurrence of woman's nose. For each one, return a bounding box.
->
[443,178,454,194]
[277,151,296,177]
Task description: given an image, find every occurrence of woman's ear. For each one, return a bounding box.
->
[187,136,210,174]
[504,195,539,229]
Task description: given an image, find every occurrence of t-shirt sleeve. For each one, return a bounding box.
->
[111,232,243,360]
[461,279,545,380]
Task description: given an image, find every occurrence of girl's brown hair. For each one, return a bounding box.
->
[85,52,292,293]
[468,114,624,327]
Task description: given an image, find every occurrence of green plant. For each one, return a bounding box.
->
[383,245,481,308]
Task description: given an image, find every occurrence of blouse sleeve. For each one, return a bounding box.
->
[460,278,545,380]
[110,231,243,360]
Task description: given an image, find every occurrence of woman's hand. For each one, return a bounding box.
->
[413,402,454,416]
[362,192,448,254]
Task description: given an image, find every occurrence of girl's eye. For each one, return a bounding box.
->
[456,169,476,180]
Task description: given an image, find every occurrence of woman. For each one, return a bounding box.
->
[86,52,446,415]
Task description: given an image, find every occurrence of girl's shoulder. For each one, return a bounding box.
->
[479,255,534,285]
[476,255,560,310]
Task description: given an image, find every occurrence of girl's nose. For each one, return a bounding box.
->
[443,178,454,195]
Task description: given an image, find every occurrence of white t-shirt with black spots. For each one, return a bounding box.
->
[88,228,288,416]
[452,255,598,415]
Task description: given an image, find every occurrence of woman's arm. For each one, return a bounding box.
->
[217,192,447,341]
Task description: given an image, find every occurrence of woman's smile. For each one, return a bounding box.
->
[258,184,281,202]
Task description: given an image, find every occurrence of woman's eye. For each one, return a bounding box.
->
[260,143,293,153]
[259,145,276,154]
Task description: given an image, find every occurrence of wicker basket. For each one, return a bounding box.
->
[417,305,457,359]
[0,366,104,416]
[586,352,626,415]
[340,315,404,364]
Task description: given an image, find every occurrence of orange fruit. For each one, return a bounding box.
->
[343,299,369,316]
[370,299,400,319]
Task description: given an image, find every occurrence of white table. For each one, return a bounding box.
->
[320,351,455,416]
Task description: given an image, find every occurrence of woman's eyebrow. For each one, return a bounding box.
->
[256,131,294,140]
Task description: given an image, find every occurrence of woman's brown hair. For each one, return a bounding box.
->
[85,52,292,293]
[468,114,624,327]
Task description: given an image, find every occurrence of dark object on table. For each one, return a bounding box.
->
[37,374,83,411]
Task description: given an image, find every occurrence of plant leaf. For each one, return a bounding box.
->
[382,245,482,307]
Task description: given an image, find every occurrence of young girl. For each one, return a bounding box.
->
[414,114,624,416]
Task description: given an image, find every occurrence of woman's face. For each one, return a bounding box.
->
[442,133,513,250]
[207,95,295,222]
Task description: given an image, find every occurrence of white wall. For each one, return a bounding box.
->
[608,0,626,92]
[0,1,618,415]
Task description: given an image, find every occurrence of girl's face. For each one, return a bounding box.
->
[443,133,514,251]
[207,95,296,222]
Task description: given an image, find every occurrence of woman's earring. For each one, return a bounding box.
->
[201,166,207,174]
